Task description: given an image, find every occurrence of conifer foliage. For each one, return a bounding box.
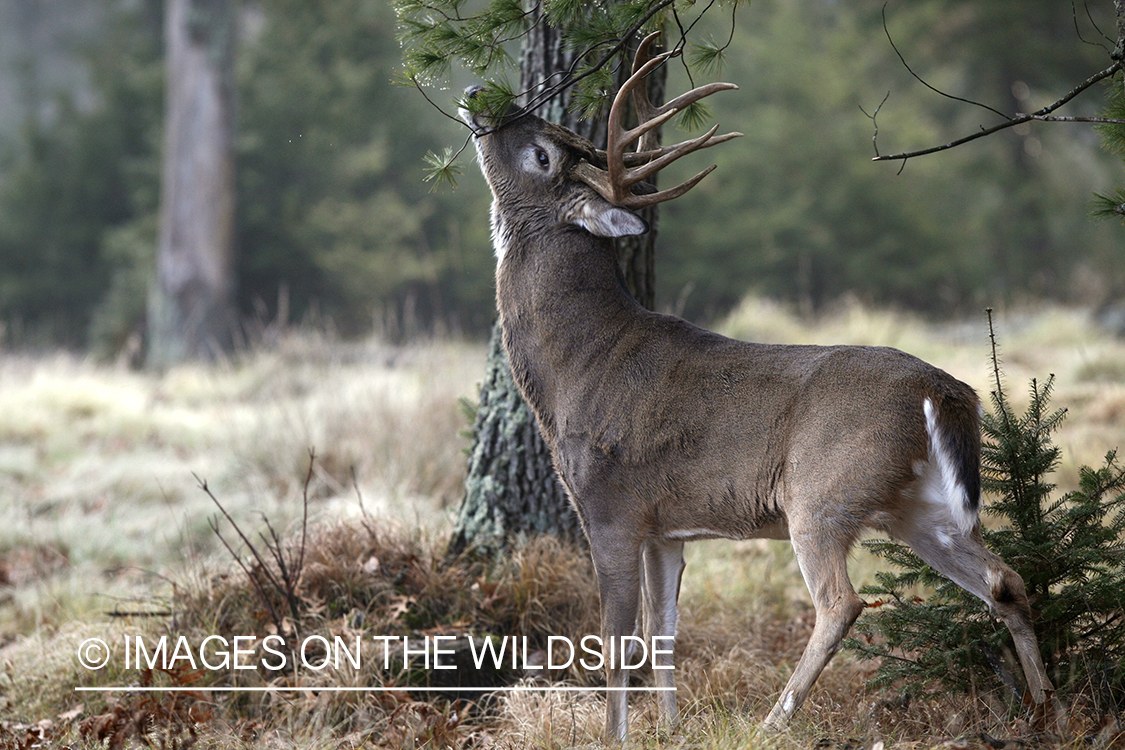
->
[849,319,1125,716]
[1093,72,1125,224]
[393,0,741,186]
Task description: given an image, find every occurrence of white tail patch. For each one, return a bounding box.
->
[921,397,977,537]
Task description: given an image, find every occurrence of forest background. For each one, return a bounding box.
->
[1,0,1123,355]
[3,2,1125,744]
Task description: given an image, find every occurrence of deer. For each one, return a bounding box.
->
[459,32,1056,742]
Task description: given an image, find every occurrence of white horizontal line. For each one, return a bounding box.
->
[75,686,675,693]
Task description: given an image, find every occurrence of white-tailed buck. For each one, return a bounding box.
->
[460,32,1055,742]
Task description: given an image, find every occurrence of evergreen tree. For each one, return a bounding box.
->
[235,0,497,338]
[2,0,1122,347]
[0,0,163,349]
[657,0,1123,319]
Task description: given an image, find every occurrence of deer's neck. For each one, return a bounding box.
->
[495,221,640,445]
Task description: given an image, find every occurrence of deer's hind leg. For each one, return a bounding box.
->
[764,520,865,729]
[894,515,1055,706]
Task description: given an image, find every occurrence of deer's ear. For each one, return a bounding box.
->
[564,197,647,238]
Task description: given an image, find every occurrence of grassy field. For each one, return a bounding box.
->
[1,300,1123,748]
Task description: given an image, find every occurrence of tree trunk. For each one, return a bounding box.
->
[148,0,236,368]
[449,17,663,556]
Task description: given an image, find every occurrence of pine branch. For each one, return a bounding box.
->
[516,0,678,120]
[423,143,470,191]
[397,0,707,133]
[1092,188,1125,222]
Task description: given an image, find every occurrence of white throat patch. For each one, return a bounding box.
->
[490,200,511,264]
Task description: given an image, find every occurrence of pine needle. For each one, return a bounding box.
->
[422,147,463,192]
[689,37,726,75]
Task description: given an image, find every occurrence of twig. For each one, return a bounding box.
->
[260,514,301,624]
[200,455,316,640]
[985,308,1013,439]
[671,2,696,88]
[671,0,723,87]
[296,448,313,601]
[1073,0,1112,53]
[200,475,285,595]
[351,464,372,521]
[881,3,1009,122]
[859,91,891,158]
[205,504,284,633]
[410,74,475,129]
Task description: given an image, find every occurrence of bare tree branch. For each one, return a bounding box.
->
[1026,114,1125,124]
[859,91,891,158]
[1074,0,1113,54]
[873,61,1123,163]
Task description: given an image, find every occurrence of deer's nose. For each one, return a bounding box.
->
[459,86,487,131]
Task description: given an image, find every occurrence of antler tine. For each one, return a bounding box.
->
[630,31,665,153]
[627,164,716,207]
[632,30,663,77]
[627,123,722,185]
[579,30,740,208]
[572,160,719,209]
[622,131,743,166]
[661,81,740,116]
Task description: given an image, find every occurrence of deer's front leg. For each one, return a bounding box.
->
[642,538,685,726]
[587,521,643,742]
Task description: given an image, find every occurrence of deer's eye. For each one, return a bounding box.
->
[535,148,550,168]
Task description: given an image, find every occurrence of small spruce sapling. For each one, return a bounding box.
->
[847,314,1125,717]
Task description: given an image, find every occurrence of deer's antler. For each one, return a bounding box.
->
[573,32,742,208]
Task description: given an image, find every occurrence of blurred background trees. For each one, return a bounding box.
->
[0,0,1121,354]
[148,0,237,367]
[0,0,496,354]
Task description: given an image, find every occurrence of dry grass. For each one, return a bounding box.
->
[2,301,1124,748]
[0,330,481,636]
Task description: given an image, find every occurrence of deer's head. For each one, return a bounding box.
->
[460,92,649,239]
[459,33,741,244]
